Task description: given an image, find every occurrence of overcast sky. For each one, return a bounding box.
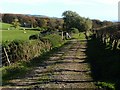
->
[0,0,119,21]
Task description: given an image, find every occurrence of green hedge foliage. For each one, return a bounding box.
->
[2,39,51,66]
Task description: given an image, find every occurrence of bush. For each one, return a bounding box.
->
[2,33,64,66]
[71,28,79,34]
[44,34,63,48]
[2,39,51,66]
[97,82,115,89]
[29,34,39,40]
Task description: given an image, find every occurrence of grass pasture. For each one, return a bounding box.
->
[0,22,41,42]
[0,22,12,30]
[1,30,40,42]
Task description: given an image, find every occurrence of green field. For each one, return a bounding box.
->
[0,22,85,42]
[0,22,40,42]
[1,30,40,42]
[0,22,12,30]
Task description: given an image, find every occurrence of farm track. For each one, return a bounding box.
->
[2,39,97,89]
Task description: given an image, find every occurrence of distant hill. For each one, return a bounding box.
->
[112,20,118,22]
[26,14,49,18]
[26,14,59,19]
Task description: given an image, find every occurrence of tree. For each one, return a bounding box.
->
[62,10,92,33]
[92,19,103,28]
[35,18,48,28]
[12,18,21,29]
[47,18,57,30]
[82,18,93,39]
[22,15,33,27]
[102,20,113,26]
[55,19,64,30]
[62,10,81,32]
[82,18,92,31]
[2,14,16,24]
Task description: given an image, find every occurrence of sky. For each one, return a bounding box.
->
[0,0,119,21]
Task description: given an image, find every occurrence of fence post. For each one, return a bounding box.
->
[62,31,64,40]
[3,48,11,65]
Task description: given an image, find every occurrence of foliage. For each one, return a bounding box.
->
[2,62,30,81]
[71,28,79,34]
[47,18,57,30]
[12,18,21,29]
[72,32,86,40]
[2,39,51,66]
[2,32,64,66]
[29,34,40,40]
[55,19,64,30]
[44,34,63,48]
[62,10,81,32]
[1,14,64,30]
[92,24,120,50]
[97,82,115,89]
[2,14,16,24]
[1,39,66,85]
[1,13,113,31]
[92,19,113,29]
[86,37,120,90]
[83,18,92,31]
[62,10,92,33]
[36,18,48,28]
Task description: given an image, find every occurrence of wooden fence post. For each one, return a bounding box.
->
[3,48,11,65]
[62,31,64,40]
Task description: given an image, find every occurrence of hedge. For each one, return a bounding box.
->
[2,39,51,66]
[2,34,63,66]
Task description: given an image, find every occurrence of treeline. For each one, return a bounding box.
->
[1,13,64,30]
[0,13,114,31]
[92,19,113,29]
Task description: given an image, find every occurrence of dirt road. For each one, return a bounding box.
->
[4,39,97,89]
